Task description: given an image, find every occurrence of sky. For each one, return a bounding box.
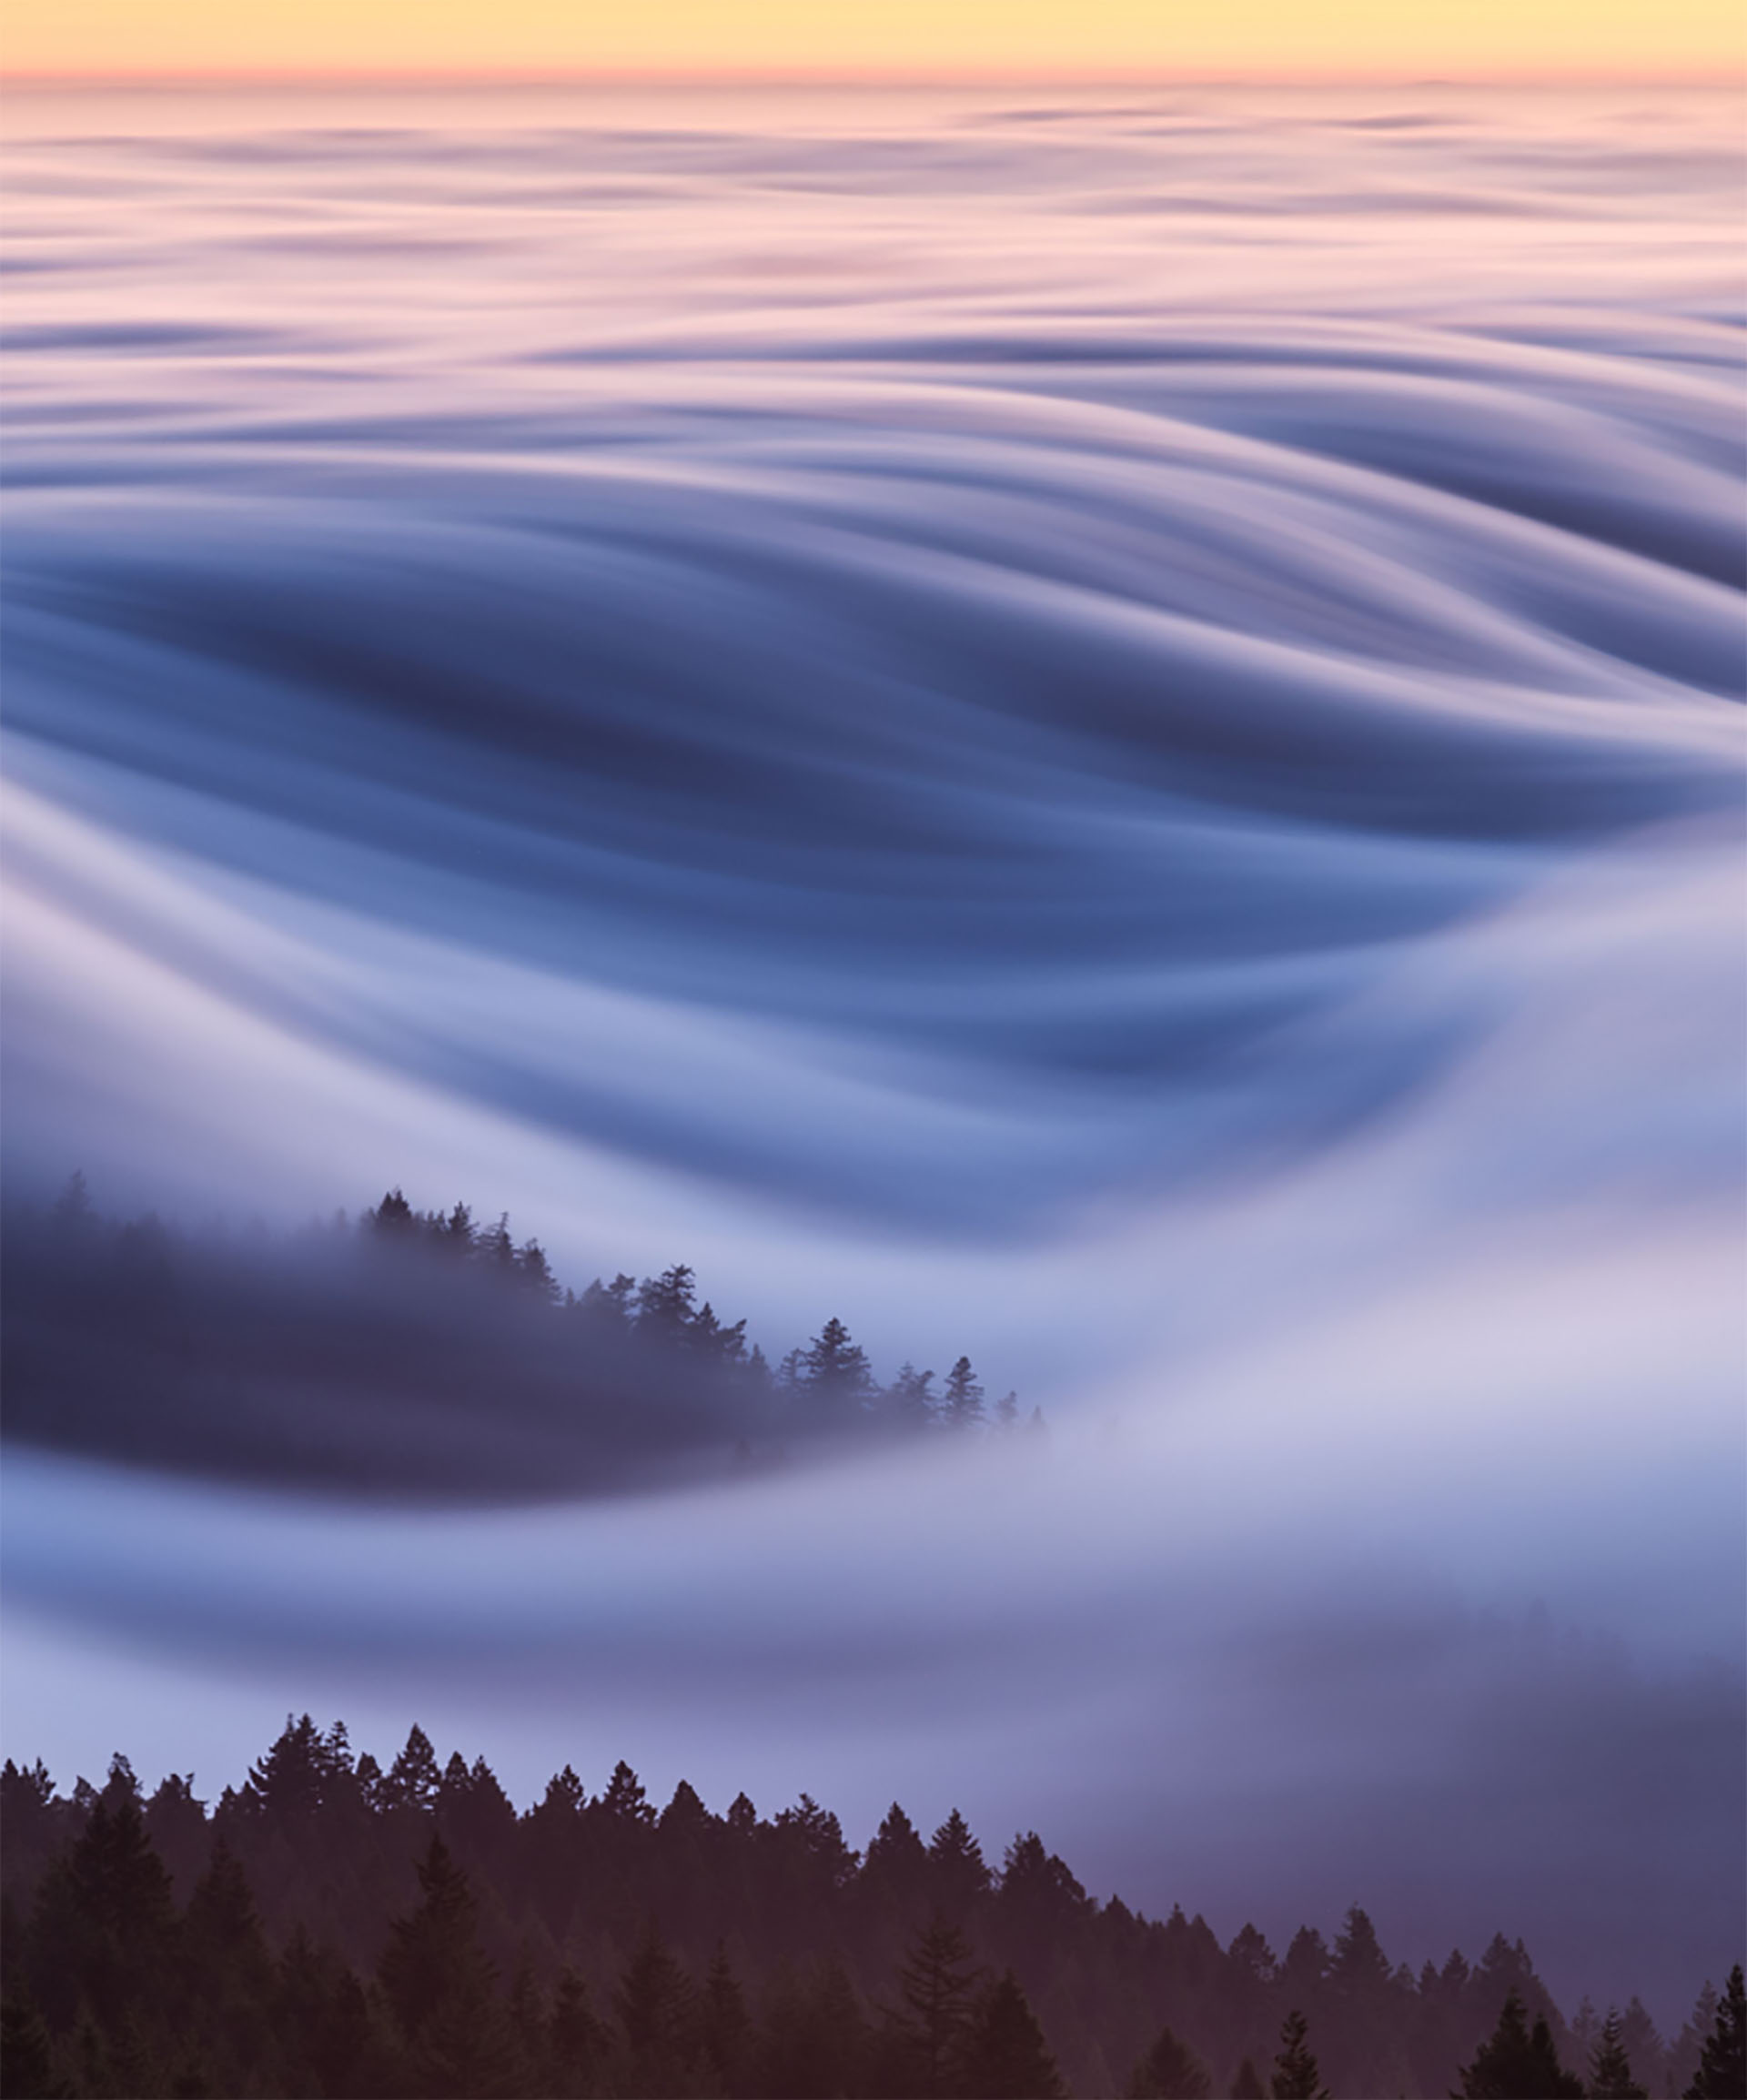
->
[5,0,1742,79]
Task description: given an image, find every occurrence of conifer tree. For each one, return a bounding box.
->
[963,1969,1065,2098]
[601,1760,656,1826]
[612,1920,695,2088]
[944,1356,985,1429]
[1459,1991,1584,2099]
[1590,2008,1648,2098]
[1271,2010,1328,2100]
[1231,2058,1266,2099]
[548,1967,609,2098]
[890,1914,981,2098]
[699,1945,752,2095]
[385,1723,442,1812]
[1687,1966,1746,2100]
[928,1807,992,1919]
[1129,2022,1212,2098]
[378,1832,509,2097]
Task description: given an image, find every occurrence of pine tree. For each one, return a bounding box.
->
[612,1920,695,2086]
[1459,1991,1585,2099]
[1271,2010,1328,2100]
[1128,2021,1211,2097]
[548,1967,608,2098]
[799,1317,875,1410]
[1688,1966,1745,2100]
[963,1969,1065,2098]
[943,1356,985,1429]
[890,1914,982,2098]
[1231,2059,1266,2099]
[601,1759,657,1826]
[699,1945,752,2095]
[1590,2008,1649,2098]
[378,1832,510,2097]
[928,1807,991,1920]
[384,1723,442,1812]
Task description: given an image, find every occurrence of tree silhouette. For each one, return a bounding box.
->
[1231,2059,1266,2099]
[797,1316,875,1411]
[378,1832,510,2096]
[1128,2021,1211,2097]
[1458,1991,1584,2099]
[1271,2010,1328,2100]
[943,1356,985,1429]
[890,1914,981,2098]
[611,1920,694,2090]
[1589,2008,1648,2098]
[698,1945,752,2095]
[963,1969,1065,2097]
[1687,1966,1745,2100]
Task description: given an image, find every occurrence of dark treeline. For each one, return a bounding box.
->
[0,1177,1039,1499]
[2,1722,1741,2100]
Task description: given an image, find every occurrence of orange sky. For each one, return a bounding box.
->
[5,0,1742,80]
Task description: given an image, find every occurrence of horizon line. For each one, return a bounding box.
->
[5,62,1743,90]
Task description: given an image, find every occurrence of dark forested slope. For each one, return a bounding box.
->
[1,1721,1738,2099]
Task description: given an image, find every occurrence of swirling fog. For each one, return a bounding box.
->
[2,83,1742,2018]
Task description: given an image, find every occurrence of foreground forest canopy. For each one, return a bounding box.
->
[0,1178,1039,1499]
[1,1721,1741,2100]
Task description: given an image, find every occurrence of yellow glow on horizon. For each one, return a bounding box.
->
[4,0,1742,82]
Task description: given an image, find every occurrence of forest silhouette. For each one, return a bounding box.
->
[0,1179,1037,1499]
[1,1720,1740,2099]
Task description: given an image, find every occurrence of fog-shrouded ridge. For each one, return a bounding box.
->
[1,1178,1032,1499]
[0,81,1742,2030]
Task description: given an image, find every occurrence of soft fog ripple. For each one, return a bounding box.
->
[2,82,1742,2014]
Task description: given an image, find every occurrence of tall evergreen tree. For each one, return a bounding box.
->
[1590,2008,1648,2098]
[699,1945,752,2096]
[378,1832,510,2097]
[1271,2011,1328,2100]
[1128,2021,1211,2098]
[963,1969,1065,2098]
[384,1723,442,1813]
[1687,1966,1745,2100]
[1230,2059,1266,2099]
[612,1920,695,2092]
[943,1357,985,1430]
[889,1914,982,2099]
[1459,1992,1584,2100]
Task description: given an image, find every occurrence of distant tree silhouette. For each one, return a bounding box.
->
[888,1362,937,1430]
[929,1808,992,1921]
[963,1968,1064,2097]
[1271,2010,1328,2099]
[698,1945,752,2095]
[385,1722,442,1812]
[1589,2008,1648,2098]
[797,1316,875,1412]
[943,1355,985,1429]
[1128,2021,1212,2097]
[1686,1966,1745,2100]
[611,1920,694,2091]
[379,1832,510,2096]
[548,1966,609,2098]
[1231,2058,1266,2098]
[1459,1991,1584,2099]
[601,1760,656,1827]
[890,1914,981,2097]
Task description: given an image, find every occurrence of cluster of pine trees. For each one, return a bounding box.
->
[1,1178,1039,1497]
[2,1720,1740,2099]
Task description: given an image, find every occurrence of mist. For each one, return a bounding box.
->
[2,78,1742,2041]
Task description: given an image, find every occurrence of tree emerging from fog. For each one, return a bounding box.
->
[0,1180,1043,1500]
